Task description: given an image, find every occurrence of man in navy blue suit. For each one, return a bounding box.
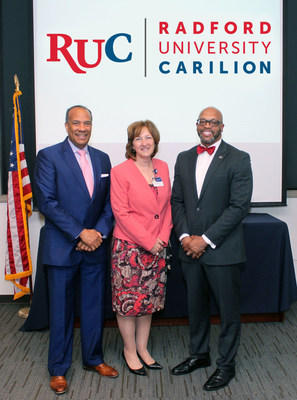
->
[34,105,118,395]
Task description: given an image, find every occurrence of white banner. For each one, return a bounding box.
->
[33,0,283,203]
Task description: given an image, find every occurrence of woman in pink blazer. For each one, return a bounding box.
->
[110,120,172,376]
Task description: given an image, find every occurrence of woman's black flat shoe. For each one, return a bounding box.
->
[138,354,163,370]
[122,351,147,376]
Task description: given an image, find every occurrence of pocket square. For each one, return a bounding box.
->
[101,173,109,177]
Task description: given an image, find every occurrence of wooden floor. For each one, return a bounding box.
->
[0,301,297,400]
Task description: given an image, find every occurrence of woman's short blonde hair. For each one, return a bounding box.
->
[125,120,160,160]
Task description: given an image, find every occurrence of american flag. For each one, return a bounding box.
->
[5,90,33,299]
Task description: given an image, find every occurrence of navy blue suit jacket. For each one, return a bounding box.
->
[34,138,114,266]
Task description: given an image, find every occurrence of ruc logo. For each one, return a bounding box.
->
[47,33,132,74]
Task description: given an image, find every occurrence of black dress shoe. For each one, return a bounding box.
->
[137,354,163,370]
[203,368,235,391]
[171,356,211,375]
[122,351,147,376]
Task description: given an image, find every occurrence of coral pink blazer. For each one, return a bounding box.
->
[110,158,172,251]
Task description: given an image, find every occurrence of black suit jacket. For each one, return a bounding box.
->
[171,140,253,265]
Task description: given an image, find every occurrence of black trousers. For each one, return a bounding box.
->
[181,260,241,370]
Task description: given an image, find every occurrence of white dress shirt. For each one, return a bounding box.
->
[180,139,222,249]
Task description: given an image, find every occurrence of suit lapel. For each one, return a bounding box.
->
[187,147,199,204]
[129,159,158,204]
[89,146,101,198]
[199,141,228,201]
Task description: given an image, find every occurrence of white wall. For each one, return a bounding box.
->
[1,192,297,295]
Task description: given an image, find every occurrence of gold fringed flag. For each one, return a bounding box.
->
[5,87,33,299]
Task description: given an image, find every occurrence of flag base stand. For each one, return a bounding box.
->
[17,307,30,318]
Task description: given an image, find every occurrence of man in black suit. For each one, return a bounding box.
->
[171,107,253,391]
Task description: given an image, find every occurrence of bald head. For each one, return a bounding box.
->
[198,107,223,123]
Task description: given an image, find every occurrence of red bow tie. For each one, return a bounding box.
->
[197,144,215,155]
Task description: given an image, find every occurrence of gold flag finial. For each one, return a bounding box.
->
[14,74,20,92]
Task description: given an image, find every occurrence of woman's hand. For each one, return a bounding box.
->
[150,238,165,255]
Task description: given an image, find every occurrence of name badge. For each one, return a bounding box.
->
[152,177,164,187]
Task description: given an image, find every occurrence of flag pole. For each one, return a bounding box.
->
[14,74,33,318]
[14,74,20,91]
[5,75,33,318]
[13,74,33,304]
[18,210,33,318]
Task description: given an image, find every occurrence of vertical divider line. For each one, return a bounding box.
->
[144,18,147,77]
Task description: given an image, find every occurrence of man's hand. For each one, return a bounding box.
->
[76,240,92,252]
[78,229,103,251]
[182,235,207,259]
[181,236,192,252]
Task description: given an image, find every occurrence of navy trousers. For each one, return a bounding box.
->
[47,260,106,376]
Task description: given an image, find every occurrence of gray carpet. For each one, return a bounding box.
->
[0,302,297,400]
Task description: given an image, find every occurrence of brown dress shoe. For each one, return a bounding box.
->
[83,363,119,378]
[50,376,68,395]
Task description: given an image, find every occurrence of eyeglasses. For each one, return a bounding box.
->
[197,119,222,127]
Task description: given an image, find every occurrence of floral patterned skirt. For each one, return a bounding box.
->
[111,237,167,317]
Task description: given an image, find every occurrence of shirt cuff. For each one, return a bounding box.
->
[179,233,190,242]
[202,234,216,249]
